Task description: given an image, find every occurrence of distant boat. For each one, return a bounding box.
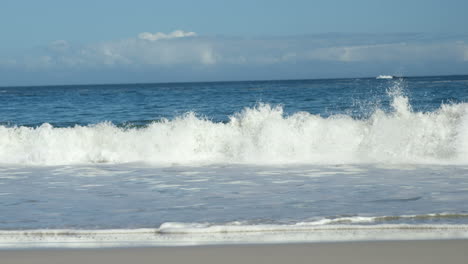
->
[376,75,394,79]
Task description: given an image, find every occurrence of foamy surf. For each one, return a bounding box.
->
[1,222,468,248]
[1,90,467,165]
[2,214,468,248]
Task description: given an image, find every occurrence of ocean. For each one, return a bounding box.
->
[1,75,468,248]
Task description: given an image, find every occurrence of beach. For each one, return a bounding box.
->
[2,0,468,260]
[2,240,467,264]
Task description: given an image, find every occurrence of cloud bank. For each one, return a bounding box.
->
[1,31,467,85]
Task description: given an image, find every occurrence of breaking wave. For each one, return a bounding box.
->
[2,218,468,248]
[1,90,468,166]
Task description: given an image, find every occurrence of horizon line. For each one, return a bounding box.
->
[1,73,468,89]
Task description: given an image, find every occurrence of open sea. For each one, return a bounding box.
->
[1,75,468,248]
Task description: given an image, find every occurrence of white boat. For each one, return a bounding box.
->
[376,75,394,79]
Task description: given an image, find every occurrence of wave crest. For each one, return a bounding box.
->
[1,93,468,165]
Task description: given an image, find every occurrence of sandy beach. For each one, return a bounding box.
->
[2,240,467,264]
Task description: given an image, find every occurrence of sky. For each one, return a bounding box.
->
[1,0,468,86]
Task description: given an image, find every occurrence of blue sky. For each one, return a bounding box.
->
[1,0,468,86]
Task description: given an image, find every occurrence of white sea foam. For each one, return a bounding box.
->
[1,222,468,248]
[1,92,468,166]
[2,214,468,248]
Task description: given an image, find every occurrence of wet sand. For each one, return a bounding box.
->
[2,240,468,264]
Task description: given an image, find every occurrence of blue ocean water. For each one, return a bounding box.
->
[1,75,468,247]
[2,75,468,128]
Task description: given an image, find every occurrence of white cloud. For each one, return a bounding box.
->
[93,39,217,66]
[138,30,197,41]
[3,33,468,86]
[3,33,468,73]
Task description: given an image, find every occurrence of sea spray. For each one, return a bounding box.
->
[0,86,467,165]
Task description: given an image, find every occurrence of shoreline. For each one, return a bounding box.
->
[2,224,468,249]
[2,240,468,264]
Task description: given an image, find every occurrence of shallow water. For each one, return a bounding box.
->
[1,164,468,230]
